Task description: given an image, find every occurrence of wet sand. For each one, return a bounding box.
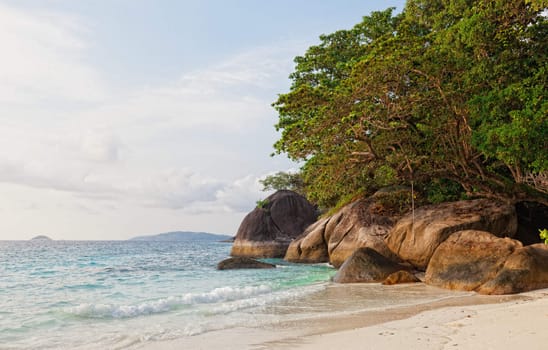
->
[139,283,540,350]
[262,289,548,350]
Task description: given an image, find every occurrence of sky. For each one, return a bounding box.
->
[0,0,406,240]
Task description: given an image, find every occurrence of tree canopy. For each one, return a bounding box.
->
[259,171,304,194]
[273,0,547,208]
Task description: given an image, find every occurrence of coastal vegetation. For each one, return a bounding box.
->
[260,171,304,195]
[232,0,548,298]
[271,0,547,209]
[540,228,548,244]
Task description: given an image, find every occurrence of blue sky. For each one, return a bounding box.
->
[0,0,405,240]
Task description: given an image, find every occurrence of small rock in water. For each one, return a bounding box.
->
[217,257,276,270]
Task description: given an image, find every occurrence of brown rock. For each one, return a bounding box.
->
[327,200,400,267]
[333,247,407,283]
[385,199,517,270]
[286,197,401,267]
[425,230,522,291]
[217,257,276,270]
[382,270,421,285]
[478,244,548,294]
[231,190,317,258]
[285,218,330,263]
[231,241,291,258]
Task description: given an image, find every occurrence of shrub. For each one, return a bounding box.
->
[256,199,269,209]
[540,229,548,245]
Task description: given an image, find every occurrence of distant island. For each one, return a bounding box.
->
[31,235,52,241]
[129,231,233,242]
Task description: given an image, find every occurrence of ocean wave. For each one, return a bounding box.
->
[65,285,272,319]
[210,283,327,315]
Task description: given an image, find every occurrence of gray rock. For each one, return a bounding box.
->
[333,247,407,283]
[217,257,276,270]
[231,190,317,258]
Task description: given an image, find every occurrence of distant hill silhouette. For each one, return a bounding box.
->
[31,235,52,241]
[129,231,233,242]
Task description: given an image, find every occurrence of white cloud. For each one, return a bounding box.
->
[214,174,268,212]
[80,129,121,163]
[67,43,300,138]
[0,159,119,196]
[0,155,272,215]
[0,3,105,104]
[132,168,223,209]
[178,45,297,92]
[0,3,299,239]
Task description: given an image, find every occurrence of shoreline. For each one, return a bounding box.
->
[139,283,539,350]
[261,288,548,350]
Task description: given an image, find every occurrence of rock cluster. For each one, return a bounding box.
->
[384,199,517,270]
[286,190,407,268]
[229,189,548,295]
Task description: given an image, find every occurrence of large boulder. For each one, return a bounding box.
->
[385,199,517,270]
[217,257,276,270]
[326,199,400,268]
[478,244,548,295]
[286,194,404,268]
[333,247,409,283]
[231,190,317,258]
[285,217,330,263]
[425,230,522,291]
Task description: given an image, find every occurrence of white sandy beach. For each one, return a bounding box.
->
[141,286,548,350]
[268,289,548,350]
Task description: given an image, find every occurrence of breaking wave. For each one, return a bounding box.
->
[66,285,272,318]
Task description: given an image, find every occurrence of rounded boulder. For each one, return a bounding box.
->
[231,190,317,258]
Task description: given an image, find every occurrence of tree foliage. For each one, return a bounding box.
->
[259,171,304,194]
[273,0,548,208]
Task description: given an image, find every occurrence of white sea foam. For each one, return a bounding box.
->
[66,285,273,318]
[210,283,327,314]
[1,240,337,349]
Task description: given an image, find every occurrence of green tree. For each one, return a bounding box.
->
[273,8,402,206]
[259,171,304,194]
[273,0,547,208]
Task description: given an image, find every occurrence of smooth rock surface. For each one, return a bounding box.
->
[385,199,517,270]
[285,218,330,263]
[333,247,407,283]
[478,243,548,294]
[286,197,402,268]
[217,257,276,270]
[231,190,317,258]
[425,230,522,291]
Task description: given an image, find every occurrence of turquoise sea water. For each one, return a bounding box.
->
[0,240,471,349]
[0,240,336,349]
